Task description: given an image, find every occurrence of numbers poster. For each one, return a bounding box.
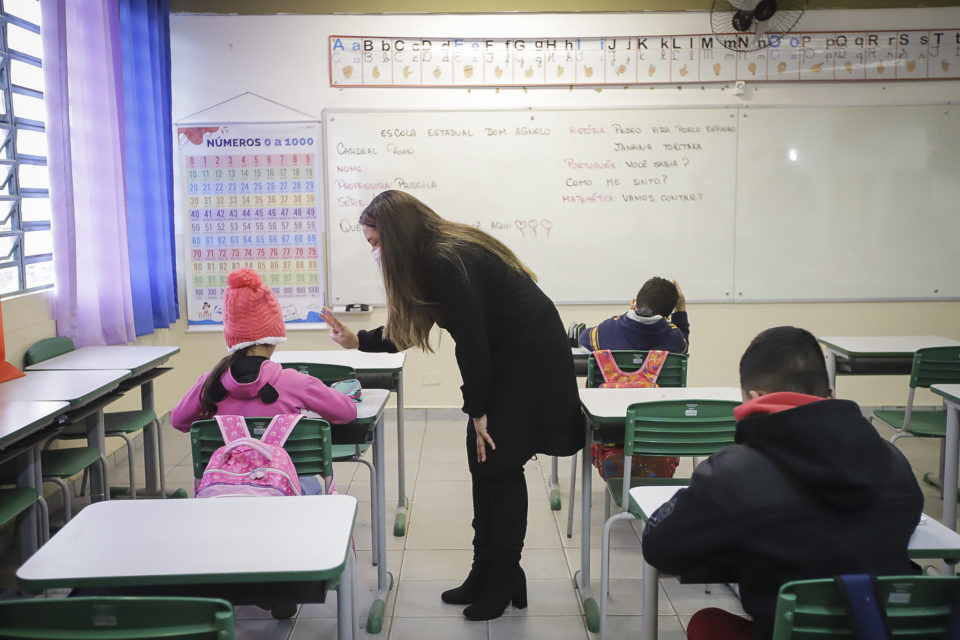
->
[178,122,324,328]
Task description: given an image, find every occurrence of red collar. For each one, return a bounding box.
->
[733,391,826,421]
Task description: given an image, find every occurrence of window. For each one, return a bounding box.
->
[0,0,50,296]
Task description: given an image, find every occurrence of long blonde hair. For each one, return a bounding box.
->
[360,190,535,351]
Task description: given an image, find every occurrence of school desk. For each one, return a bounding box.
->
[272,349,410,536]
[16,495,360,640]
[933,384,960,531]
[0,400,69,560]
[575,386,743,632]
[628,486,960,640]
[25,345,180,498]
[818,336,960,391]
[0,369,130,503]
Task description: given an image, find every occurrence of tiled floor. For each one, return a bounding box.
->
[0,405,952,639]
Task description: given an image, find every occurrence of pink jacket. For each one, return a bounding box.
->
[171,359,358,431]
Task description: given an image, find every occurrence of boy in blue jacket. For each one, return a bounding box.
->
[641,326,923,640]
[579,276,689,353]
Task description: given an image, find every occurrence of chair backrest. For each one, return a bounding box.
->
[23,336,75,367]
[587,350,688,389]
[910,346,960,390]
[190,416,333,481]
[772,575,960,640]
[0,596,235,639]
[624,399,739,458]
[280,361,357,385]
[567,322,586,347]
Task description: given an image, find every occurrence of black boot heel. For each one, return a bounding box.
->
[463,567,526,621]
[512,580,528,609]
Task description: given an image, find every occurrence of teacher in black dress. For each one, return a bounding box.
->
[320,190,583,621]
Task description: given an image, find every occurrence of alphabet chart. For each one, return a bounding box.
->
[178,122,325,328]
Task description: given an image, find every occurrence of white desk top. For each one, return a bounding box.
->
[25,345,179,374]
[628,486,960,560]
[17,495,358,588]
[579,387,742,419]
[933,384,960,405]
[273,350,405,372]
[0,400,69,449]
[355,388,389,421]
[0,370,129,406]
[818,336,960,357]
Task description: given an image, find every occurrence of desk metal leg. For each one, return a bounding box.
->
[86,410,110,503]
[16,445,40,561]
[140,380,164,496]
[338,549,357,640]
[549,455,561,510]
[943,405,959,531]
[574,417,600,632]
[367,413,393,634]
[393,372,408,537]
[641,559,659,640]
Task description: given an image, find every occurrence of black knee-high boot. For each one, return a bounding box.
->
[463,469,528,621]
[441,470,493,605]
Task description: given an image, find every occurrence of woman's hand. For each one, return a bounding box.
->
[320,307,360,349]
[473,414,496,463]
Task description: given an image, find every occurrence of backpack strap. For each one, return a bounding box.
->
[833,574,892,640]
[593,350,624,384]
[260,414,304,448]
[214,415,252,444]
[638,350,669,385]
[594,349,670,387]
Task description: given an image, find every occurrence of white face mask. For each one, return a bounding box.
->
[371,246,382,266]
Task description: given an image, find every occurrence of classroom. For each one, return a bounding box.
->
[1,0,959,638]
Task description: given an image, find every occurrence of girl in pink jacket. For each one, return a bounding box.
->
[172,268,357,493]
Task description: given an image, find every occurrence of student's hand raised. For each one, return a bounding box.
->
[319,307,360,349]
[673,280,686,313]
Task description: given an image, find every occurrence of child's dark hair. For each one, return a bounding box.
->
[739,326,831,398]
[635,277,679,318]
[198,351,242,417]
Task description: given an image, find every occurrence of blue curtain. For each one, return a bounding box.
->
[118,0,179,336]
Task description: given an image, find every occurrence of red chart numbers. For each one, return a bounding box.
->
[185,151,320,321]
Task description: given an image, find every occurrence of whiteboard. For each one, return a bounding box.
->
[324,108,739,305]
[734,104,960,301]
[323,105,960,305]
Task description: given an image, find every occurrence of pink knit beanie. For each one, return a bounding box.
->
[222,268,286,353]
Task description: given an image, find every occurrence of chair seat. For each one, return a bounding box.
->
[332,443,369,461]
[104,409,158,434]
[874,408,946,437]
[0,487,40,526]
[40,446,102,478]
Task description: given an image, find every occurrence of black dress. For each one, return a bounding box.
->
[358,244,583,474]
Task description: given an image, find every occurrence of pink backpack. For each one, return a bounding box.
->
[196,414,303,498]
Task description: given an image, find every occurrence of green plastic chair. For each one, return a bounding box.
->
[586,349,689,389]
[772,575,960,639]
[0,486,46,549]
[566,350,690,538]
[872,346,960,492]
[190,416,334,493]
[598,399,739,640]
[24,337,162,501]
[0,596,235,639]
